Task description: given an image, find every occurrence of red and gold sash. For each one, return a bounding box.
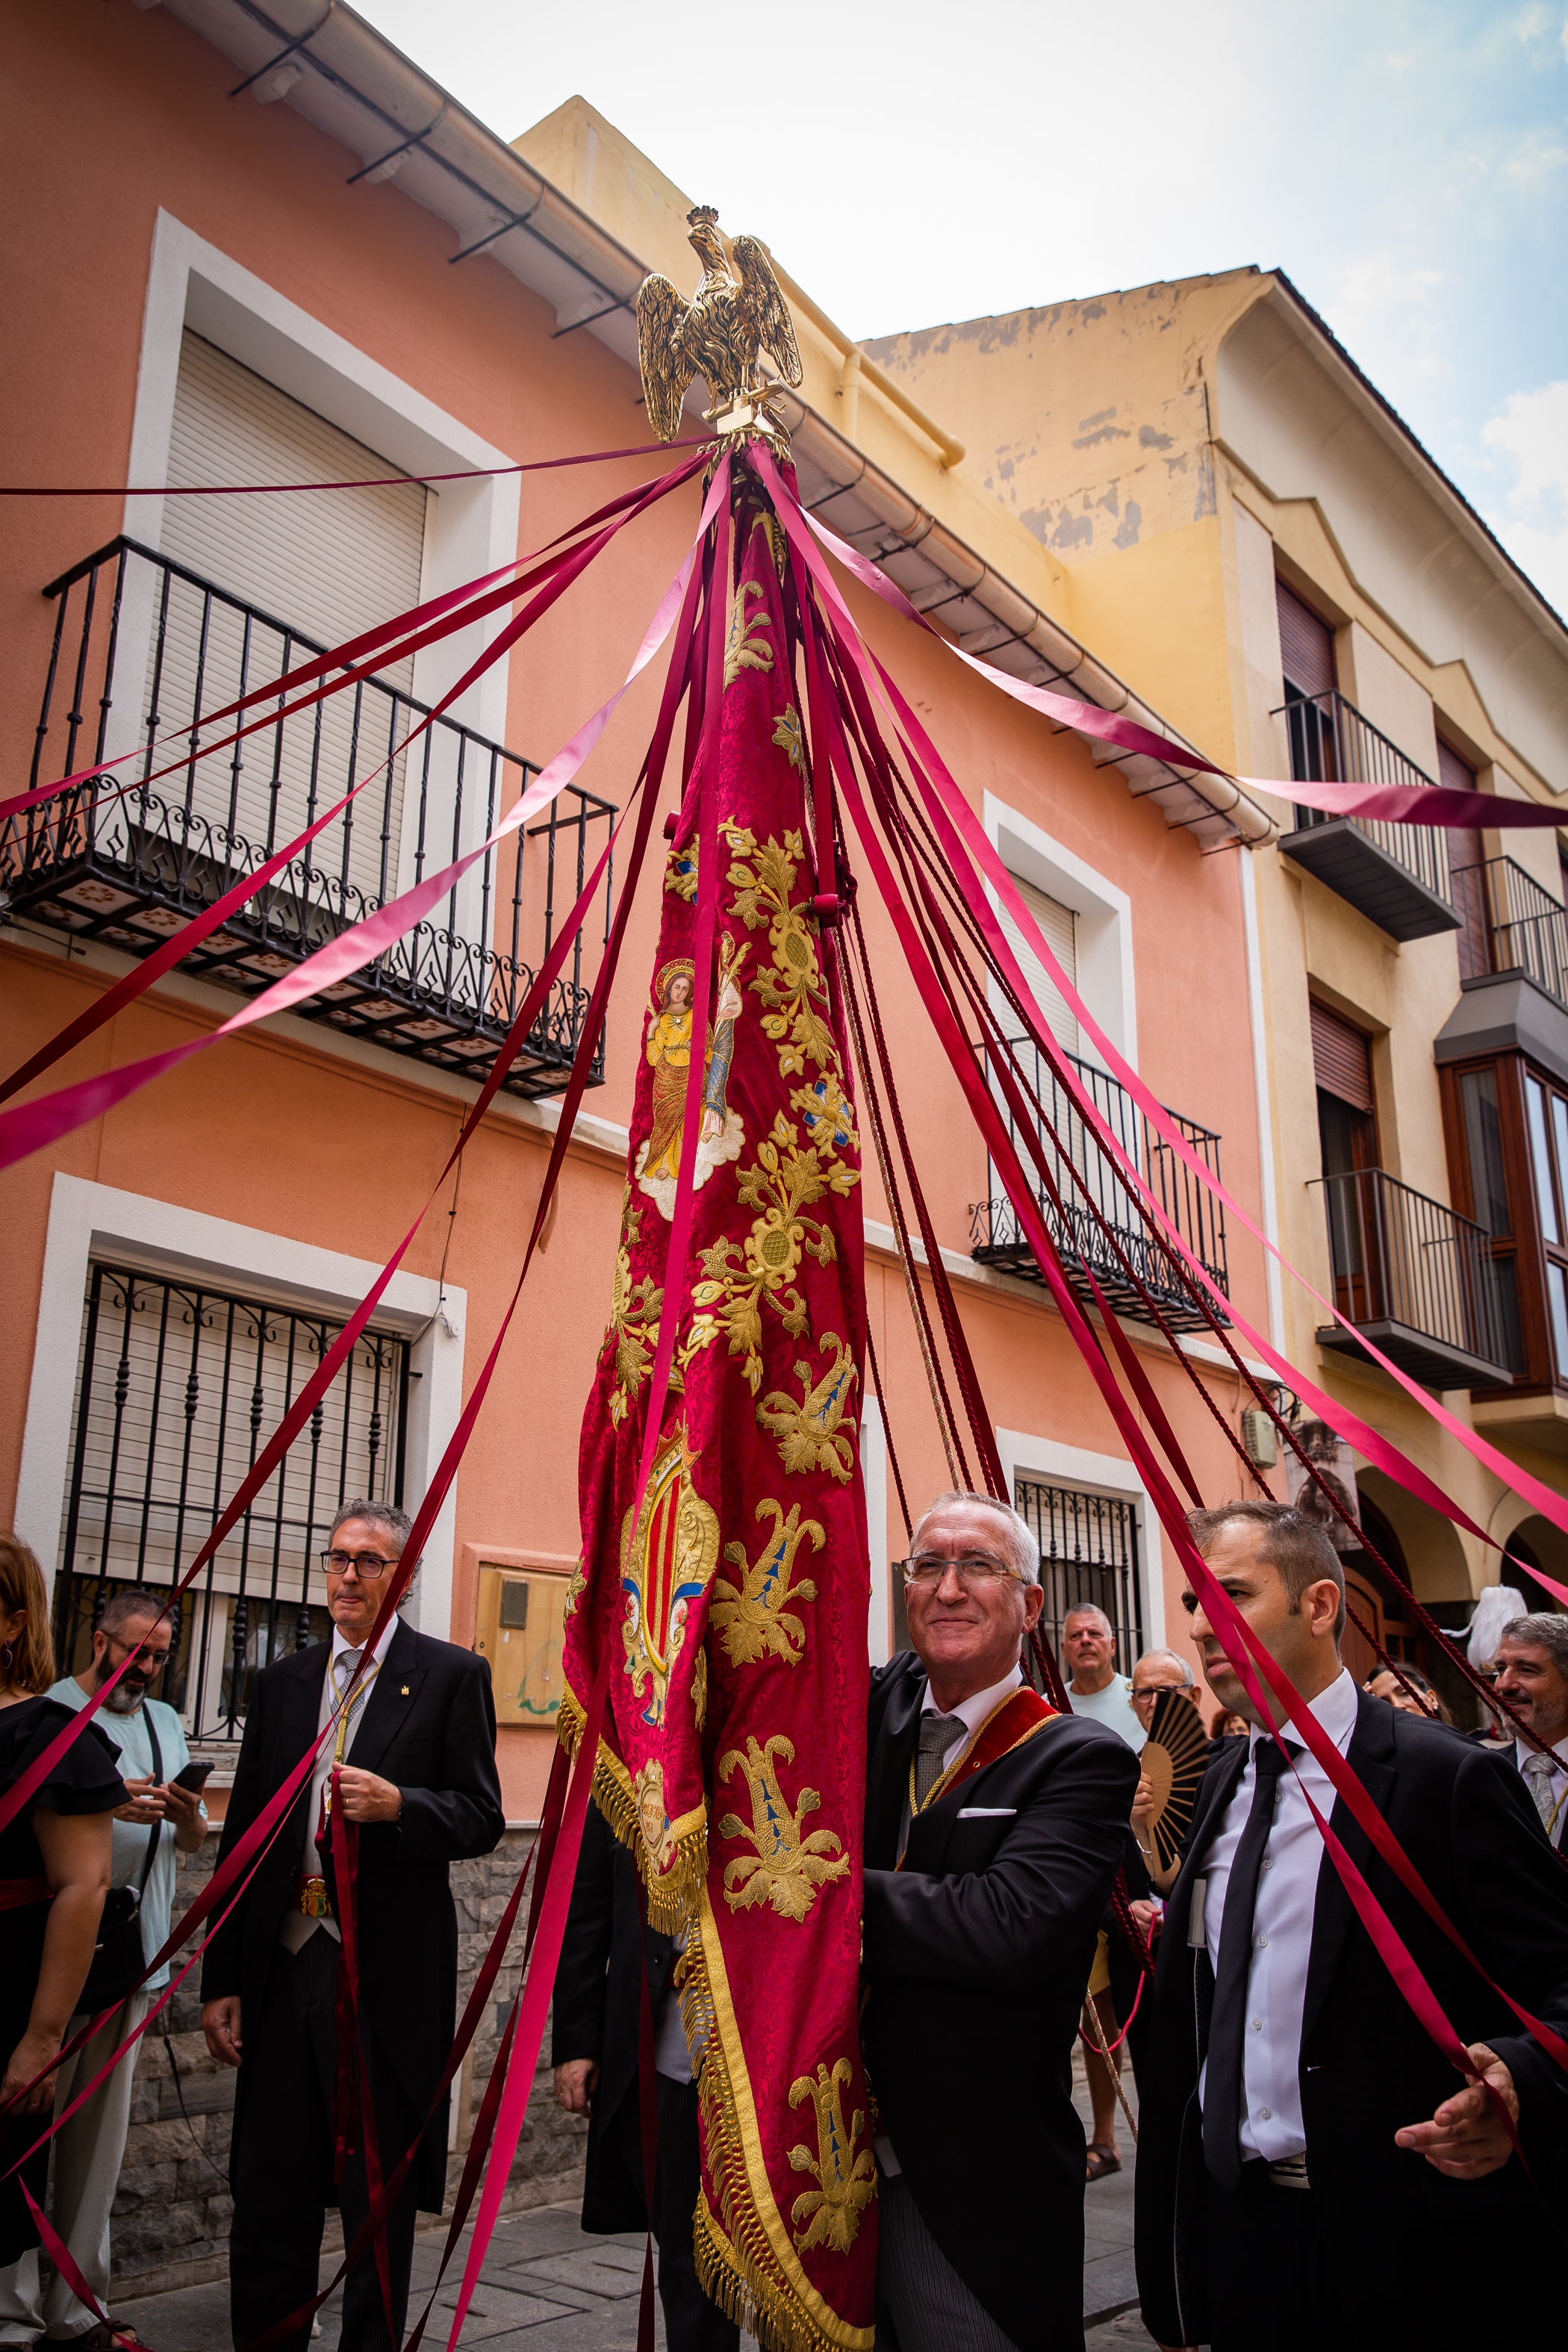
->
[911,1684,1060,1823]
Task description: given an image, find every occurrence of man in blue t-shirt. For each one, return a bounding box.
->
[0,1589,206,2346]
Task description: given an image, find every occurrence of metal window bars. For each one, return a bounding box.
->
[1273,687,1452,908]
[52,1261,408,1741]
[2,538,615,1097]
[1311,1167,1513,1382]
[1452,856,1568,1009]
[1014,1479,1145,1679]
[968,1033,1229,1334]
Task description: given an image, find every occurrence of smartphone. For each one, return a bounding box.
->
[171,1760,214,1793]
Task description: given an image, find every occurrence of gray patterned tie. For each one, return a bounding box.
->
[914,1712,960,1807]
[1523,1750,1558,1832]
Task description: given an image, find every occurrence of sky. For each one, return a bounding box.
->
[355,0,1568,611]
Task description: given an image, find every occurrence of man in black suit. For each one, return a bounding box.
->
[1494,1612,1568,1852]
[550,1804,738,2351]
[863,1490,1139,2352]
[201,1502,505,2352]
[1135,1502,1568,2352]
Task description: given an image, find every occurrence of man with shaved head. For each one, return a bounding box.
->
[1063,1601,1144,1750]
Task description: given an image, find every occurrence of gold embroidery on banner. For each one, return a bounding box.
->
[725,578,774,685]
[757,1331,859,1482]
[633,1758,678,1876]
[710,1499,822,1667]
[771,704,806,774]
[603,1195,664,1426]
[718,1735,849,1922]
[620,1421,721,1727]
[685,1116,855,1397]
[563,1554,587,1620]
[665,839,698,900]
[787,2061,877,2254]
[725,828,843,1096]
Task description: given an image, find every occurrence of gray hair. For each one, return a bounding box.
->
[1133,1646,1194,1687]
[329,1499,414,1556]
[911,1491,1040,1585]
[1499,1613,1568,1677]
[98,1587,174,1642]
[1063,1602,1114,1637]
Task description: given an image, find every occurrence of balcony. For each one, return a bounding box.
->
[1313,1167,1513,1389]
[1454,857,1568,1007]
[969,1035,1229,1334]
[1275,690,1460,942]
[1,539,614,1097]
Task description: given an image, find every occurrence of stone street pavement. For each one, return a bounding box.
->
[114,2055,1153,2350]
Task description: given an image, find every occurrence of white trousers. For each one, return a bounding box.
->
[0,1989,151,2345]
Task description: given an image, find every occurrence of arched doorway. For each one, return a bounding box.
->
[1339,1493,1425,1686]
[1501,1515,1568,1619]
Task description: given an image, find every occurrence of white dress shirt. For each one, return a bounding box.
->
[877,1664,1026,2175]
[1199,1667,1359,2164]
[280,1614,402,1954]
[1515,1735,1568,1844]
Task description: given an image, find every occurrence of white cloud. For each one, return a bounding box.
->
[1482,381,1568,614]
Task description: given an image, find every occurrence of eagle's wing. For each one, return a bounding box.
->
[732,237,803,389]
[636,273,695,441]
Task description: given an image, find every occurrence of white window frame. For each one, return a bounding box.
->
[995,1425,1165,1654]
[983,792,1138,1067]
[14,1174,466,1642]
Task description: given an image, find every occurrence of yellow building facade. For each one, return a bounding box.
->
[868,268,1568,1661]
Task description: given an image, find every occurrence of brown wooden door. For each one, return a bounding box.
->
[1311,1001,1383,1321]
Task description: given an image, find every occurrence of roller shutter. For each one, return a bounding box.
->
[1310,998,1374,1113]
[1275,579,1335,700]
[152,332,427,900]
[999,874,1079,1054]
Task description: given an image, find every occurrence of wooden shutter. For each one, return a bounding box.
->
[155,333,427,897]
[1275,579,1335,699]
[1437,738,1476,796]
[999,874,1079,1054]
[1310,998,1374,1113]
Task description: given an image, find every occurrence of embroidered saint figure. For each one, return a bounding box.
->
[635,939,748,1219]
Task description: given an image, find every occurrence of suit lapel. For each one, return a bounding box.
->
[865,1664,924,1869]
[344,1620,425,1776]
[1301,1693,1396,2044]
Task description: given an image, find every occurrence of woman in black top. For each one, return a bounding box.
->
[0,1535,126,2265]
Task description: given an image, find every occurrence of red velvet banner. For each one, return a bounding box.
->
[564,471,876,2352]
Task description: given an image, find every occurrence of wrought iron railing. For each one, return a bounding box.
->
[969,1035,1228,1333]
[1275,687,1452,909]
[52,1262,408,1742]
[1,539,615,1096]
[1015,1478,1145,1677]
[1452,856,1568,1008]
[1312,1167,1511,1373]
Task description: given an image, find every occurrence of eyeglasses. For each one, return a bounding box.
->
[903,1554,1021,1589]
[108,1635,172,1669]
[320,1549,398,1579]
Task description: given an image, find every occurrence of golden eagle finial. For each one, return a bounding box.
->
[636,205,803,449]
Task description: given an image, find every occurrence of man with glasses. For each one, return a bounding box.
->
[862,1491,1140,2352]
[0,1591,203,2348]
[201,1502,504,2352]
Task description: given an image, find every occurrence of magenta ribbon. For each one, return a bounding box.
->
[0,436,712,499]
[758,449,1568,1602]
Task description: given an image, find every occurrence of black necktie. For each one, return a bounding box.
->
[1202,1738,1296,2190]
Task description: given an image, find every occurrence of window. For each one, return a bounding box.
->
[1014,1478,1144,1676]
[1524,1074,1568,1380]
[155,331,429,898]
[1437,741,1490,982]
[54,1261,408,1738]
[998,872,1079,1052]
[1276,579,1337,784]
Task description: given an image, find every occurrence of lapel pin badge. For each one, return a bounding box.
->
[401,1684,411,1696]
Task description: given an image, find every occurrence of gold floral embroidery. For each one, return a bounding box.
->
[620,1420,721,1728]
[787,2060,877,2253]
[717,1735,849,1921]
[665,839,698,900]
[724,578,774,685]
[724,827,842,1098]
[603,1195,663,1425]
[683,1116,857,1396]
[633,1758,678,1876]
[756,1331,859,1482]
[771,704,806,774]
[709,1498,822,1667]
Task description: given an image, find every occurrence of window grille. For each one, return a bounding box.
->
[1014,1478,1144,1676]
[53,1261,408,1740]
